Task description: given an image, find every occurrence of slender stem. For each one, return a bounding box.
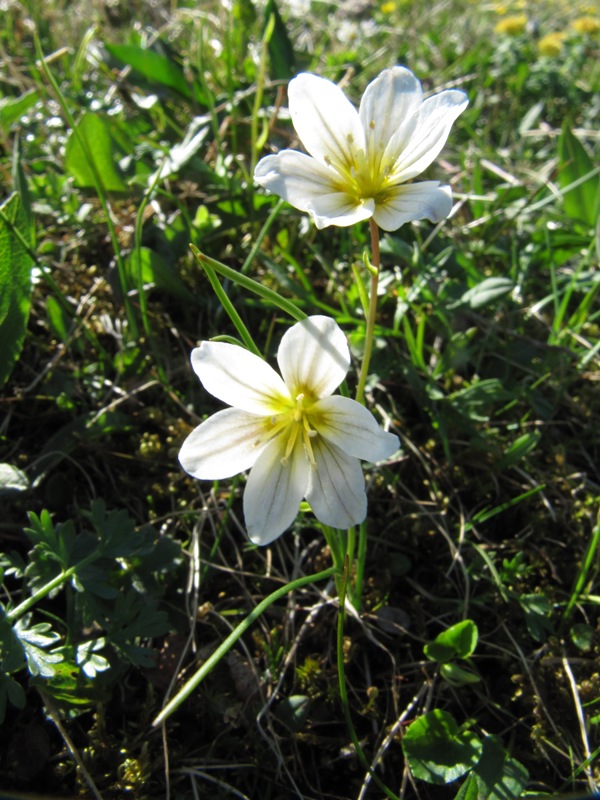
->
[152,565,336,727]
[355,219,381,405]
[354,520,368,611]
[190,245,306,321]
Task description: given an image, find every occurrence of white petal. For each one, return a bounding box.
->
[254,150,338,209]
[373,182,453,231]
[288,73,366,174]
[191,341,291,415]
[311,396,399,461]
[244,436,310,545]
[388,89,468,182]
[179,408,266,479]
[307,194,374,229]
[306,440,367,529]
[277,316,350,398]
[254,150,372,228]
[359,66,422,170]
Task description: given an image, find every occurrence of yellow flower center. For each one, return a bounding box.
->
[325,127,396,207]
[260,392,320,468]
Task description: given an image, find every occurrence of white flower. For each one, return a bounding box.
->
[179,316,399,545]
[254,66,468,231]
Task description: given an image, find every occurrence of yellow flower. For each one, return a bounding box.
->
[572,15,600,34]
[494,13,528,34]
[380,1,396,12]
[538,31,566,55]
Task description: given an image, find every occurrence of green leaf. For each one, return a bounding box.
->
[425,620,479,663]
[518,593,553,642]
[65,113,128,193]
[499,430,542,470]
[0,192,34,387]
[272,695,310,732]
[15,621,63,678]
[264,0,296,79]
[440,663,481,686]
[557,125,600,227]
[403,710,483,785]
[454,773,480,800]
[12,133,35,247]
[473,735,529,800]
[459,277,514,309]
[125,247,194,303]
[76,639,110,678]
[0,89,39,133]
[105,43,195,100]
[0,614,26,673]
[46,295,71,342]
[570,622,594,652]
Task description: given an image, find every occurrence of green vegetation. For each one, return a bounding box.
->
[0,0,599,797]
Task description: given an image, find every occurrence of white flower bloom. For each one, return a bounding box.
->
[179,316,399,545]
[254,66,468,231]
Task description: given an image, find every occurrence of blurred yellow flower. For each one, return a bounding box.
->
[538,31,566,55]
[572,15,600,33]
[380,1,396,12]
[494,13,528,34]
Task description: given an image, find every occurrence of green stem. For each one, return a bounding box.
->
[152,565,336,727]
[355,219,381,405]
[562,513,600,626]
[354,520,368,611]
[190,245,306,321]
[200,258,262,356]
[7,554,96,623]
[336,558,400,800]
[251,14,275,176]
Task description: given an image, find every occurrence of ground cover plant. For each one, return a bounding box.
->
[0,0,599,797]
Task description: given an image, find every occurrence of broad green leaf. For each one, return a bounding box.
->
[265,0,296,79]
[65,113,128,193]
[557,125,600,227]
[105,43,194,100]
[0,192,34,386]
[459,277,514,309]
[403,710,483,785]
[454,773,480,800]
[473,735,529,800]
[425,620,479,663]
[0,89,39,132]
[125,247,194,303]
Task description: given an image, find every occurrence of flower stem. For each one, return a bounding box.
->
[355,219,381,406]
[152,565,335,727]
